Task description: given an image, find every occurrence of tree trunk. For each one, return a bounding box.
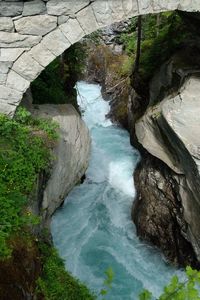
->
[156,14,160,37]
[133,15,142,74]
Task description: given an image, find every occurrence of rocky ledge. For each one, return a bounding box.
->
[133,75,200,267]
[32,104,91,224]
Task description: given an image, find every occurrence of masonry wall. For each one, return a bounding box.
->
[0,0,199,116]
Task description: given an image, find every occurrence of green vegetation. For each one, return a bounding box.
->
[31,42,86,110]
[0,107,58,258]
[31,57,67,104]
[139,266,200,299]
[100,267,114,298]
[139,13,190,81]
[120,12,191,82]
[37,243,96,300]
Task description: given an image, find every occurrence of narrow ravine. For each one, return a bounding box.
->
[51,82,182,300]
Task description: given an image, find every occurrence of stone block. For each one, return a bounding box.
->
[153,0,179,12]
[0,48,26,62]
[122,0,138,17]
[0,100,17,116]
[58,15,69,25]
[6,69,30,92]
[0,32,41,48]
[0,61,12,74]
[0,17,14,32]
[47,0,89,16]
[0,73,7,84]
[0,2,23,17]
[60,18,85,44]
[76,5,98,35]
[23,0,46,16]
[14,15,57,36]
[41,28,71,56]
[0,84,22,103]
[12,52,43,81]
[178,0,198,11]
[30,42,56,67]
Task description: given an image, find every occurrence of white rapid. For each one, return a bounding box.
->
[51,82,182,300]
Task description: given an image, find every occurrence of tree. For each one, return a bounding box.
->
[133,15,142,74]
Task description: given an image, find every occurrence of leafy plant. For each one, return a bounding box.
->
[100,267,115,299]
[31,42,86,111]
[139,266,200,300]
[37,243,96,300]
[0,108,58,258]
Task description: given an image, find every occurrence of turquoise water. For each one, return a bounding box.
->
[51,82,182,299]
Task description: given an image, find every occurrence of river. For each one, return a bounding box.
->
[51,81,182,300]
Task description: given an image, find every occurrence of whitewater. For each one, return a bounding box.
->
[51,81,182,299]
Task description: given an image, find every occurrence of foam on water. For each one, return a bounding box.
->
[51,82,183,299]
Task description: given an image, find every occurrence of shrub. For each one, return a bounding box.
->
[37,243,96,300]
[139,266,200,300]
[0,108,58,258]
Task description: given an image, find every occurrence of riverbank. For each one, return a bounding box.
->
[52,81,183,300]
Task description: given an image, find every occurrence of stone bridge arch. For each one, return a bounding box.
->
[0,0,199,116]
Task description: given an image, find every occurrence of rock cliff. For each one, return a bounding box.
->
[132,53,200,266]
[0,103,91,299]
[32,103,91,223]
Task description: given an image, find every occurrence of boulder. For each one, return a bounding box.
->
[32,104,91,220]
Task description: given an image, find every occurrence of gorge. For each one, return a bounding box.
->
[1,1,200,299]
[51,81,183,299]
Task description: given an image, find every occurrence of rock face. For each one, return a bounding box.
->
[133,74,200,266]
[0,0,199,116]
[133,154,199,267]
[32,104,91,221]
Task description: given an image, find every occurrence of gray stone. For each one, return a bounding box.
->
[0,0,199,116]
[0,2,23,17]
[14,15,57,36]
[0,32,41,48]
[30,42,56,67]
[0,17,14,32]
[23,0,46,16]
[135,75,200,261]
[32,104,91,217]
[122,0,138,16]
[6,69,30,92]
[41,28,71,56]
[0,73,7,84]
[47,0,89,16]
[58,15,69,25]
[0,48,26,62]
[0,61,12,74]
[162,77,200,175]
[0,100,17,116]
[0,84,22,102]
[135,104,184,174]
[60,18,85,44]
[91,0,126,28]
[12,52,43,81]
[76,6,98,35]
